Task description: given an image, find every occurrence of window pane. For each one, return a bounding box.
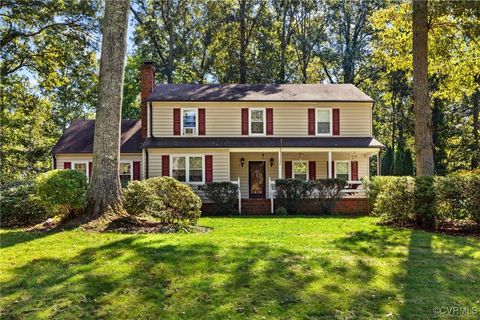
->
[173,170,186,182]
[251,110,264,122]
[336,162,349,180]
[119,163,131,175]
[189,157,203,182]
[317,110,330,134]
[172,157,186,169]
[183,110,196,128]
[293,162,307,181]
[172,157,186,182]
[74,163,87,176]
[251,122,264,134]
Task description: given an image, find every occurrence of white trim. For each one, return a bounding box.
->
[119,160,133,181]
[315,107,333,136]
[180,108,198,136]
[170,154,205,184]
[248,108,266,136]
[334,160,350,180]
[292,160,309,181]
[72,160,89,182]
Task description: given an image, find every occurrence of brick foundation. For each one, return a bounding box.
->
[201,198,370,215]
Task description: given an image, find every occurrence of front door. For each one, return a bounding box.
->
[249,161,266,199]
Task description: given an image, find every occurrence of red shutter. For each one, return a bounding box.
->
[309,161,316,180]
[351,161,358,181]
[133,161,141,180]
[266,108,273,135]
[173,108,181,135]
[64,162,71,169]
[241,108,248,135]
[88,161,92,177]
[285,161,292,179]
[308,108,315,135]
[198,108,206,135]
[162,155,170,176]
[333,108,340,135]
[205,155,213,183]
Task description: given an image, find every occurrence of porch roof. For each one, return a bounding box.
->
[142,137,384,149]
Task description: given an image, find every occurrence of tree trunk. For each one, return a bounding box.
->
[279,8,287,83]
[239,0,247,84]
[412,0,434,176]
[84,0,130,220]
[472,89,479,169]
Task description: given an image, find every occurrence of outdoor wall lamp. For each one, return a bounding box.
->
[270,158,274,167]
[240,158,245,167]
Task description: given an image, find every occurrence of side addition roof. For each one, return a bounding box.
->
[147,84,374,102]
[52,119,142,154]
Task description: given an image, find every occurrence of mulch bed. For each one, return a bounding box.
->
[104,216,211,234]
[379,219,480,238]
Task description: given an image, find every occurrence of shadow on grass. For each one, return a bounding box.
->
[0,230,53,249]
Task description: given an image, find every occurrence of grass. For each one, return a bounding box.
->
[1,216,479,319]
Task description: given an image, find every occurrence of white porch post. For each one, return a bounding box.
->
[328,151,332,178]
[278,150,282,179]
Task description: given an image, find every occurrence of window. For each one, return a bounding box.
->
[316,109,332,135]
[72,161,88,178]
[119,162,132,187]
[182,109,197,135]
[249,108,265,135]
[172,155,204,183]
[293,161,308,181]
[335,161,349,181]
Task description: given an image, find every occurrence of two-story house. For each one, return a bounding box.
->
[52,61,384,214]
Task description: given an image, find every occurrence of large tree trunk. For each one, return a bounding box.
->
[239,0,247,84]
[84,0,130,220]
[412,0,434,176]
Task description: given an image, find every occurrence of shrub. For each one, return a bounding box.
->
[199,182,238,214]
[414,176,436,229]
[363,176,397,210]
[435,173,480,224]
[123,176,202,225]
[275,206,288,215]
[373,176,415,225]
[0,180,50,227]
[274,179,311,214]
[310,179,347,214]
[35,170,87,215]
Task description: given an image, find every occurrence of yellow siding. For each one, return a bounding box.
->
[151,102,372,137]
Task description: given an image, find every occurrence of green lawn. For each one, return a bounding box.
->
[1,217,479,319]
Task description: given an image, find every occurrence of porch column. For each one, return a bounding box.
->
[278,150,282,179]
[328,151,332,178]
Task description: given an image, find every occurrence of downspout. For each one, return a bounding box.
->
[52,154,57,170]
[149,102,154,138]
[145,149,149,179]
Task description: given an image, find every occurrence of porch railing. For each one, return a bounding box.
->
[231,177,241,214]
[267,178,365,213]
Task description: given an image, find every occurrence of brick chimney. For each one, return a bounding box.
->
[140,61,155,139]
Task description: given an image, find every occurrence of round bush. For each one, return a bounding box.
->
[123,176,202,225]
[35,169,87,214]
[0,180,50,227]
[373,176,415,225]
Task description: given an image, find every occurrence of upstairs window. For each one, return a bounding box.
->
[293,161,308,181]
[182,109,197,136]
[249,108,265,135]
[119,162,132,187]
[316,109,332,135]
[335,161,349,181]
[73,161,88,179]
[172,155,204,184]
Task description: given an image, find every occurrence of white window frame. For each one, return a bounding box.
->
[180,108,198,136]
[72,161,89,182]
[170,154,205,184]
[315,108,333,136]
[119,160,133,181]
[334,160,350,181]
[249,108,266,136]
[292,160,309,181]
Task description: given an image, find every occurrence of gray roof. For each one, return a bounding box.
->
[52,119,142,154]
[142,137,384,149]
[147,84,374,102]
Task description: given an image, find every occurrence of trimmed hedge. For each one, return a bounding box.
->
[123,176,202,225]
[310,179,347,214]
[365,172,480,227]
[199,182,238,214]
[35,170,87,215]
[0,180,50,227]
